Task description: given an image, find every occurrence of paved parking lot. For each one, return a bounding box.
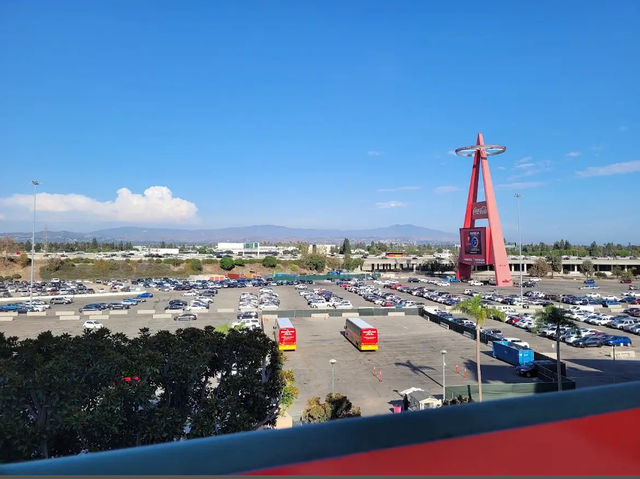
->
[2,277,639,419]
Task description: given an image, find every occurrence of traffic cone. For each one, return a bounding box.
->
[456,364,459,374]
[373,367,376,376]
[378,371,383,382]
[464,368,467,378]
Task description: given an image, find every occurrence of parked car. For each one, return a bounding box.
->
[174,313,197,321]
[50,296,73,304]
[136,292,153,298]
[575,336,605,348]
[603,335,632,347]
[83,320,103,330]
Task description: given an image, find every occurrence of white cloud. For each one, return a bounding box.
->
[367,151,382,156]
[375,201,407,209]
[517,156,533,164]
[2,186,197,223]
[377,185,421,192]
[433,185,460,194]
[515,162,535,169]
[576,160,640,177]
[447,150,457,156]
[591,145,604,151]
[620,125,629,132]
[496,166,506,170]
[566,151,582,157]
[496,182,544,190]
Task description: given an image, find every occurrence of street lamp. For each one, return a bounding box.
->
[330,359,337,394]
[515,193,523,303]
[30,180,40,308]
[440,350,447,400]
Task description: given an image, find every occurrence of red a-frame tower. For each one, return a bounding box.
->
[455,133,513,287]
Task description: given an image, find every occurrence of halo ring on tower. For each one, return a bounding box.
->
[454,144,506,157]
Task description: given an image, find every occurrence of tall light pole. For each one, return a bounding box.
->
[515,193,523,303]
[30,180,40,308]
[440,350,447,400]
[330,359,337,394]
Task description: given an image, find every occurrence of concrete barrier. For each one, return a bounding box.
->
[0,312,18,317]
[609,349,636,359]
[59,315,80,321]
[262,314,277,321]
[152,313,172,319]
[311,313,329,319]
[137,310,155,315]
[217,308,235,313]
[0,316,14,321]
[110,310,129,316]
[55,311,75,316]
[341,312,357,317]
[26,311,47,317]
[388,311,405,317]
[89,315,108,320]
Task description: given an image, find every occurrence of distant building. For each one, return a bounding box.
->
[215,242,279,257]
[308,244,335,255]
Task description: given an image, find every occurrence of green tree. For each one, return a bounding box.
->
[611,266,623,278]
[452,296,505,402]
[581,259,595,278]
[220,257,235,271]
[620,270,634,281]
[302,254,326,272]
[261,256,278,268]
[0,327,285,462]
[339,238,351,255]
[528,258,551,278]
[184,259,203,275]
[534,306,579,391]
[302,393,360,423]
[546,253,563,278]
[16,253,30,268]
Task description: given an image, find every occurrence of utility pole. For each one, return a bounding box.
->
[30,180,40,308]
[515,193,523,303]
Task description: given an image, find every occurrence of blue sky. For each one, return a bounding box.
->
[1,1,638,243]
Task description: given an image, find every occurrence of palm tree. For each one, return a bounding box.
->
[534,306,579,391]
[452,296,505,402]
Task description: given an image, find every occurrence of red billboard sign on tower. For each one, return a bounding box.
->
[455,134,513,287]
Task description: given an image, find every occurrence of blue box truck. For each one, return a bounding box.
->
[492,340,534,366]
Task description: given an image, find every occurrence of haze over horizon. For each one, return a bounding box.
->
[1,2,638,243]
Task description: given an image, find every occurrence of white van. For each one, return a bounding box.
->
[494,305,516,315]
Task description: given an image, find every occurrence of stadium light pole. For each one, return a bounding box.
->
[30,180,40,308]
[515,193,523,303]
[330,358,336,394]
[441,350,447,400]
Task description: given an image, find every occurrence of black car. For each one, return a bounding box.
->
[515,360,557,378]
[575,336,605,348]
[408,278,420,283]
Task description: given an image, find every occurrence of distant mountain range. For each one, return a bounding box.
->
[3,224,457,244]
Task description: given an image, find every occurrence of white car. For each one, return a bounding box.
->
[183,291,198,296]
[469,280,483,286]
[334,301,353,309]
[83,320,103,330]
[231,318,261,330]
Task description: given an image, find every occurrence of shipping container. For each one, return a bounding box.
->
[492,340,534,365]
[209,275,226,281]
[227,273,242,280]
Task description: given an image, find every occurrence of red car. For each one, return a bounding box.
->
[620,279,632,284]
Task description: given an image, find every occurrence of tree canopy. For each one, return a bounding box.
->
[0,327,285,463]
